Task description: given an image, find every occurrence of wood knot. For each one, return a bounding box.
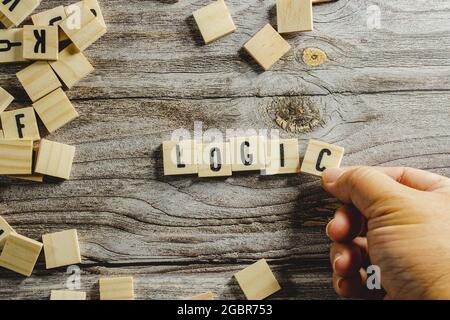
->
[302,47,327,67]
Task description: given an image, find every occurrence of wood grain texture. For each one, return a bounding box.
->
[0,0,450,299]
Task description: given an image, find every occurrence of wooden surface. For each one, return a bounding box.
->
[1,0,450,300]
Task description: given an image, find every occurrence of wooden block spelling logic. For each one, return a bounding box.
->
[163,140,198,175]
[0,139,33,174]
[0,233,43,277]
[35,139,75,180]
[50,290,86,300]
[230,136,266,172]
[1,107,40,140]
[60,5,106,52]
[42,229,81,269]
[0,216,15,250]
[234,259,281,300]
[0,11,14,29]
[187,292,214,300]
[193,0,236,44]
[300,139,344,176]
[49,44,94,89]
[16,61,62,102]
[99,277,134,300]
[0,0,40,27]
[23,25,59,61]
[0,28,26,63]
[198,142,232,177]
[244,24,291,70]
[0,86,13,113]
[277,0,313,34]
[264,138,300,175]
[33,88,79,133]
[31,6,68,41]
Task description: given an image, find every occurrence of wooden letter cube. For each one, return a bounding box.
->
[33,88,79,133]
[16,61,62,102]
[76,0,106,28]
[31,6,68,41]
[186,292,214,300]
[35,139,76,180]
[264,138,300,175]
[244,24,291,70]
[230,136,266,172]
[1,107,40,140]
[0,139,33,174]
[300,139,345,176]
[0,11,14,29]
[0,28,26,63]
[234,259,281,300]
[277,0,313,34]
[0,86,13,113]
[0,0,40,27]
[49,44,94,89]
[42,229,81,269]
[0,233,43,277]
[163,140,198,176]
[50,290,86,300]
[198,142,232,177]
[0,216,15,250]
[193,0,236,44]
[23,25,59,61]
[99,277,134,300]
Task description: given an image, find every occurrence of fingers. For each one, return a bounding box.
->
[326,205,365,242]
[330,242,362,277]
[333,269,386,299]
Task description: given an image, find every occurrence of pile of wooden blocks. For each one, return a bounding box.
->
[193,0,334,70]
[0,0,106,181]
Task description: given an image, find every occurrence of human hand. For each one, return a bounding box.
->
[322,166,450,299]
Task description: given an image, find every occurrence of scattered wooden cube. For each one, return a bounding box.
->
[0,215,15,250]
[264,138,300,175]
[1,107,40,140]
[42,229,81,269]
[8,145,44,182]
[163,140,198,175]
[244,24,291,70]
[16,61,62,102]
[31,6,68,41]
[35,139,76,180]
[300,139,344,176]
[186,292,214,300]
[0,86,13,113]
[0,233,43,277]
[230,136,266,172]
[0,11,14,29]
[313,0,336,3]
[50,290,86,300]
[33,88,79,133]
[234,259,281,300]
[23,25,59,61]
[0,0,40,27]
[77,0,106,28]
[0,139,33,174]
[193,0,236,44]
[99,277,134,300]
[198,142,232,177]
[0,28,26,63]
[277,0,313,34]
[49,44,94,89]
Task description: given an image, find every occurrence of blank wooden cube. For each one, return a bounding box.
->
[300,139,344,176]
[244,24,291,70]
[193,0,236,44]
[0,216,15,250]
[0,28,26,63]
[31,6,68,41]
[230,136,266,172]
[8,145,44,182]
[1,107,40,140]
[163,140,198,175]
[277,0,313,34]
[99,277,134,300]
[186,292,214,300]
[23,25,59,61]
[0,86,13,113]
[42,229,81,269]
[264,138,300,175]
[198,142,232,177]
[49,44,94,89]
[0,0,40,27]
[0,11,14,28]
[16,61,62,102]
[234,259,281,300]
[0,139,33,174]
[33,88,79,133]
[50,290,86,300]
[0,233,43,277]
[35,139,76,180]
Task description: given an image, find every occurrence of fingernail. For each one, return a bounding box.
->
[322,168,344,185]
[337,277,343,289]
[333,254,342,272]
[325,219,334,238]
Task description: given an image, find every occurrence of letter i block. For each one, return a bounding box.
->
[0,216,15,250]
[230,136,266,172]
[0,0,40,27]
[42,229,81,269]
[0,86,13,113]
[23,25,59,61]
[99,277,134,300]
[35,139,76,180]
[163,140,198,175]
[264,138,300,175]
[50,290,86,300]
[0,107,40,140]
[198,142,232,177]
[0,233,43,277]
[300,139,345,176]
[0,139,33,174]
[0,28,26,63]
